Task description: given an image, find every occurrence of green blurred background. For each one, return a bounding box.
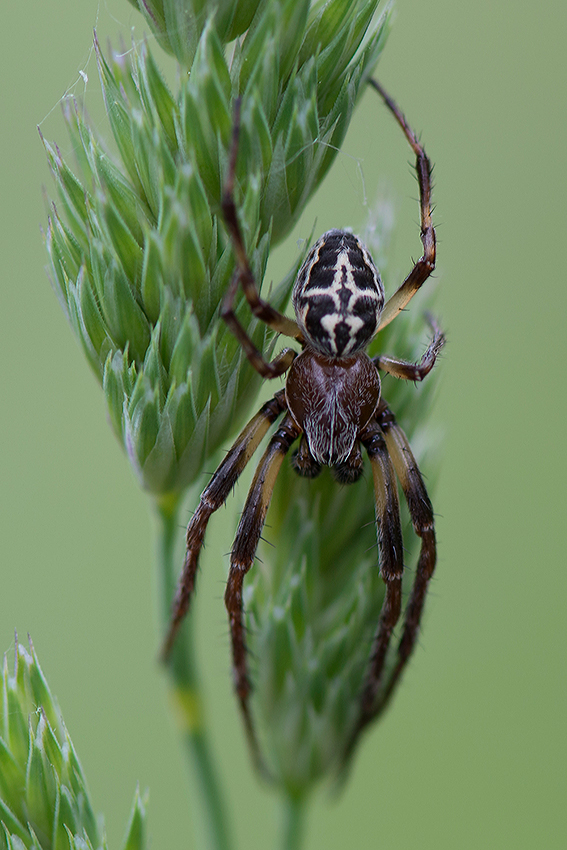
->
[1,1,566,847]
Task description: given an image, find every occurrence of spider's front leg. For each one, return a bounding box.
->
[224,414,301,773]
[376,401,437,711]
[161,392,287,661]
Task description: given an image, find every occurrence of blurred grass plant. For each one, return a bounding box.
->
[0,636,147,850]
[37,0,441,847]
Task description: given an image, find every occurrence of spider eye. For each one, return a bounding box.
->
[292,230,384,357]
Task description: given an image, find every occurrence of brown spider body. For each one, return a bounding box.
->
[286,227,384,473]
[162,80,446,773]
[286,349,381,470]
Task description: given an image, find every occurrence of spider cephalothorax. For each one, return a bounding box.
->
[286,347,381,475]
[162,79,445,772]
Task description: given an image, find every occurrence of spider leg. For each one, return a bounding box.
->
[221,268,297,378]
[343,424,404,761]
[221,98,304,377]
[374,313,445,381]
[369,79,436,332]
[161,391,287,661]
[225,414,301,772]
[376,401,437,712]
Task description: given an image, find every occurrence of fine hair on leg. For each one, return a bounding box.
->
[161,392,287,661]
[224,414,301,774]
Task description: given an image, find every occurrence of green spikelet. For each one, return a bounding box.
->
[43,0,390,496]
[42,0,443,808]
[0,637,147,850]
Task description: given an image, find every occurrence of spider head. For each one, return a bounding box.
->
[292,230,384,358]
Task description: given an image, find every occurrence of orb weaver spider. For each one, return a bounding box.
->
[163,79,445,769]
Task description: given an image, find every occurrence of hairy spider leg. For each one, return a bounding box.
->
[220,98,303,379]
[376,402,437,712]
[221,267,298,378]
[161,392,287,661]
[374,312,445,381]
[224,414,301,773]
[342,425,404,763]
[369,79,436,332]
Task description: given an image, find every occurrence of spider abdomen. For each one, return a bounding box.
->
[285,349,381,466]
[292,229,384,357]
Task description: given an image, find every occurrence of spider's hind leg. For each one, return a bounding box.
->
[369,79,436,332]
[225,414,301,774]
[220,98,303,379]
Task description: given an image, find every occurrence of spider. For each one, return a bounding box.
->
[162,79,445,769]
